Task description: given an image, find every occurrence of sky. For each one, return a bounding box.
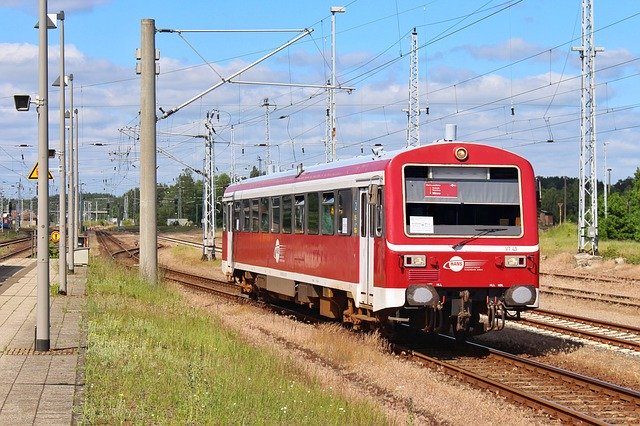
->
[1,0,639,198]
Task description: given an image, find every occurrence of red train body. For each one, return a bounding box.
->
[222,142,539,337]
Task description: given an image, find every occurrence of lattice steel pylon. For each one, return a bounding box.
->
[202,111,216,260]
[572,0,603,255]
[407,28,420,147]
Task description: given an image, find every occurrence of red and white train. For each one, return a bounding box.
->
[221,141,539,338]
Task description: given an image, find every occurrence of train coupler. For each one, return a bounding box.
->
[487,300,506,331]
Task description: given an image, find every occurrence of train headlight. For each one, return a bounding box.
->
[454,146,468,161]
[504,255,526,268]
[404,254,426,267]
[406,284,439,307]
[504,285,536,306]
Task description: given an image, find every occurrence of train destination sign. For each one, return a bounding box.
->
[424,182,457,197]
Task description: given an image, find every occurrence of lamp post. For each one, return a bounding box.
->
[35,0,51,352]
[67,77,75,273]
[52,10,66,293]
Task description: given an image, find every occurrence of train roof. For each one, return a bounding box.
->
[224,141,529,195]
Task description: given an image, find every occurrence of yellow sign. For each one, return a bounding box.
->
[28,162,54,180]
[51,231,60,243]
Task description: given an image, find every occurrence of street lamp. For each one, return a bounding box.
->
[52,10,67,293]
[17,0,53,352]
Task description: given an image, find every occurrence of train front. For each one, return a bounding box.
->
[382,142,539,337]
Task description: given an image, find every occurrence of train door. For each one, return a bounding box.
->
[358,188,375,305]
[225,202,234,272]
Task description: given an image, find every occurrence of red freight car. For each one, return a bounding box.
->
[222,142,539,338]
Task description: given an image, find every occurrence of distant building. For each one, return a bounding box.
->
[538,210,554,226]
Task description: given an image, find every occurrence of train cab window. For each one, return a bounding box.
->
[251,199,260,232]
[307,192,319,235]
[222,202,227,232]
[242,200,250,232]
[321,192,335,235]
[282,195,292,234]
[233,201,241,231]
[337,189,352,235]
[271,197,281,233]
[404,165,522,236]
[260,198,269,232]
[294,195,305,234]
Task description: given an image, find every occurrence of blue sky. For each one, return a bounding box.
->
[1,0,639,197]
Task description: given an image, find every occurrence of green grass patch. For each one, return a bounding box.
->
[83,258,389,425]
[540,222,640,263]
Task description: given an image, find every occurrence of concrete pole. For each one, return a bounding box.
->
[67,75,75,273]
[329,6,345,161]
[139,18,157,283]
[57,11,67,294]
[74,108,79,243]
[36,0,50,352]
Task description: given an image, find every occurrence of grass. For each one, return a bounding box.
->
[539,222,640,264]
[83,257,389,425]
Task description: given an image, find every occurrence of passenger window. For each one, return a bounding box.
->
[233,201,241,231]
[222,202,227,232]
[337,189,352,235]
[321,192,335,235]
[294,195,305,234]
[282,195,292,233]
[260,198,269,232]
[307,192,319,235]
[242,200,250,232]
[271,197,281,233]
[251,199,259,232]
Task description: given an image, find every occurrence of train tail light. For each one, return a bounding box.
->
[504,285,536,306]
[406,284,439,307]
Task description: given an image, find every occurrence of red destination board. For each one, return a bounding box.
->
[424,182,458,197]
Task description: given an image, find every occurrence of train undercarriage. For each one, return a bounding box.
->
[232,270,534,340]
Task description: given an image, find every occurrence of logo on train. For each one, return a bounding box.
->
[443,255,465,272]
[443,256,486,272]
[273,239,285,263]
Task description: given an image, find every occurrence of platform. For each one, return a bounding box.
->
[0,258,86,425]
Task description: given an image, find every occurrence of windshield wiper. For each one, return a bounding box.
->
[452,228,507,250]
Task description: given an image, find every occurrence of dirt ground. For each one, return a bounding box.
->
[150,230,640,424]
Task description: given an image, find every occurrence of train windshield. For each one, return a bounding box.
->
[404,165,522,237]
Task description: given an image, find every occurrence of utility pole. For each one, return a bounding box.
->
[572,0,603,255]
[603,142,609,218]
[262,98,276,173]
[35,0,50,352]
[230,125,236,182]
[67,75,75,274]
[202,111,216,260]
[138,18,158,283]
[329,6,345,161]
[55,10,67,293]
[402,28,427,147]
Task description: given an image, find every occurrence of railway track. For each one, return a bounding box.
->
[541,271,640,285]
[398,337,640,424]
[518,309,640,352]
[0,236,34,260]
[540,284,640,308]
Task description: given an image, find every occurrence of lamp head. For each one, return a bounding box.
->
[14,95,31,112]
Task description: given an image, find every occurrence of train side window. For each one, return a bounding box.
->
[321,192,335,235]
[233,201,241,231]
[282,195,292,233]
[307,192,319,235]
[360,192,367,237]
[271,197,281,233]
[260,198,269,232]
[374,187,384,237]
[242,200,250,232]
[294,195,305,234]
[222,202,227,232]
[251,199,260,232]
[337,189,352,235]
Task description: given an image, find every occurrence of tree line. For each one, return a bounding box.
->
[538,168,640,241]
